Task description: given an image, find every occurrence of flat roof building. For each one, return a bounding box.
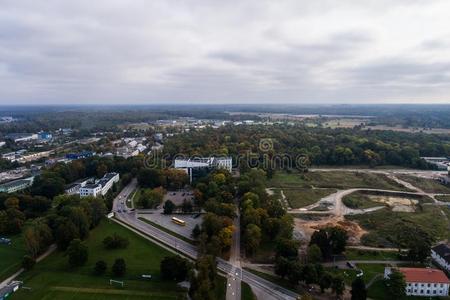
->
[79,173,119,197]
[0,177,34,193]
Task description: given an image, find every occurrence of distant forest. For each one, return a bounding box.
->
[1,104,450,133]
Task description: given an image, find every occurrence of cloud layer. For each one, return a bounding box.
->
[1,0,450,104]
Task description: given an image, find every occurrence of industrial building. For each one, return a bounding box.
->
[0,177,34,193]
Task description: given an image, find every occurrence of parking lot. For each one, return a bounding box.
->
[138,210,202,240]
[163,190,194,206]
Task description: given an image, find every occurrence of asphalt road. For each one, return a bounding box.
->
[112,180,298,300]
[226,208,241,300]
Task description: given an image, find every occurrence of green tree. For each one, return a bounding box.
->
[307,244,323,264]
[163,200,175,214]
[160,256,191,281]
[319,272,333,293]
[331,275,345,299]
[385,270,406,300]
[67,239,88,267]
[244,224,261,255]
[351,277,367,300]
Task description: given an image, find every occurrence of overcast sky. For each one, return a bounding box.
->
[1,0,450,105]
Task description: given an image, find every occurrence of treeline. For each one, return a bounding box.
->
[163,125,450,169]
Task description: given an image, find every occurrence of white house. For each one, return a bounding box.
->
[432,244,450,272]
[79,173,119,197]
[384,267,450,297]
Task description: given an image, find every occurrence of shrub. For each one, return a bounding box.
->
[112,258,126,277]
[22,255,36,270]
[103,233,129,249]
[94,260,107,275]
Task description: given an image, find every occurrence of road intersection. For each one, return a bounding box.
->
[112,180,298,300]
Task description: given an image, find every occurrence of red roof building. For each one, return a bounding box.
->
[385,267,450,297]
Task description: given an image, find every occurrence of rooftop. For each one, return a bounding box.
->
[433,244,450,264]
[399,267,450,284]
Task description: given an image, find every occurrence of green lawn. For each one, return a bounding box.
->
[12,220,185,300]
[398,175,450,193]
[269,171,407,190]
[248,240,276,264]
[326,263,385,286]
[346,206,449,248]
[276,188,336,208]
[241,282,256,300]
[243,268,299,293]
[0,234,27,281]
[344,248,399,261]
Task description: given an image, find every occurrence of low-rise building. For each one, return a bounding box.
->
[432,244,450,272]
[65,178,93,195]
[79,173,119,197]
[384,267,450,297]
[5,133,38,143]
[0,177,34,193]
[0,141,5,147]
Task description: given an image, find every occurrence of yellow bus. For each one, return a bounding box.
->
[171,217,186,226]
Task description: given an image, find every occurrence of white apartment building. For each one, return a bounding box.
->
[385,267,450,297]
[432,244,450,272]
[79,173,119,197]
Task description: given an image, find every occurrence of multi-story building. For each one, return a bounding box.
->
[384,267,450,297]
[432,244,450,272]
[65,178,93,195]
[79,173,119,197]
[174,157,232,182]
[0,177,34,193]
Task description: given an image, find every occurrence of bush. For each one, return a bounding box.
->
[103,233,129,249]
[94,260,107,275]
[112,258,126,277]
[22,255,36,270]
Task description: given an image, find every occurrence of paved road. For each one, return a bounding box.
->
[226,208,241,300]
[112,180,298,300]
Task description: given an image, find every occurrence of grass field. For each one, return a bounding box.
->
[398,175,450,193]
[326,263,385,285]
[274,187,336,208]
[344,249,399,261]
[269,171,406,190]
[346,206,449,248]
[12,220,185,300]
[241,282,256,300]
[0,234,27,281]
